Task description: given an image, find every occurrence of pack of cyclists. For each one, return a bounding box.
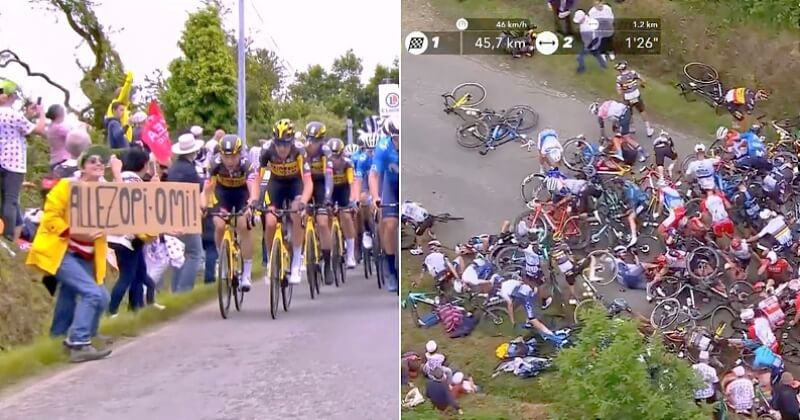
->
[206,115,400,293]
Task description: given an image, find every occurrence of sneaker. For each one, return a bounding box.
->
[69,345,112,363]
[239,276,252,292]
[646,126,655,137]
[608,52,616,61]
[152,303,166,310]
[568,298,579,305]
[346,255,357,269]
[541,296,553,310]
[410,246,423,255]
[109,313,119,319]
[362,233,373,250]
[289,267,302,284]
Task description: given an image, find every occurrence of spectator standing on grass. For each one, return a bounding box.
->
[0,79,46,242]
[588,0,615,61]
[425,367,463,416]
[725,366,754,413]
[166,133,206,292]
[772,372,800,420]
[45,104,71,169]
[692,351,719,404]
[547,0,576,36]
[25,145,122,362]
[105,101,129,149]
[573,10,607,74]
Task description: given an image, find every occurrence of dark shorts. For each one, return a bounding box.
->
[265,178,302,210]
[332,184,350,207]
[654,143,677,167]
[215,186,248,213]
[613,107,633,135]
[380,174,399,218]
[726,103,747,121]
[404,215,434,236]
[311,177,326,207]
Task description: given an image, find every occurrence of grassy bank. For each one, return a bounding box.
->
[0,283,217,389]
[426,0,800,137]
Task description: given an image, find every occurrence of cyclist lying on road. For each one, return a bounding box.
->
[402,200,435,256]
[536,129,564,171]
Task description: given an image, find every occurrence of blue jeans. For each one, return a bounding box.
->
[109,243,146,314]
[576,47,607,73]
[172,233,202,292]
[0,168,23,239]
[55,252,109,346]
[50,282,75,337]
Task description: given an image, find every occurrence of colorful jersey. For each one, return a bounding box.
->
[701,193,729,223]
[372,135,399,185]
[306,141,332,180]
[353,150,373,180]
[330,155,354,186]
[597,100,627,120]
[739,131,765,158]
[258,140,310,181]
[616,70,642,101]
[209,155,256,188]
[725,88,756,111]
[660,186,684,210]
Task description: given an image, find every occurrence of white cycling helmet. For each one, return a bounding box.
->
[589,102,600,116]
[361,132,380,149]
[694,143,706,153]
[344,143,360,156]
[537,128,558,144]
[767,251,778,264]
[715,126,729,141]
[613,245,627,254]
[382,115,399,137]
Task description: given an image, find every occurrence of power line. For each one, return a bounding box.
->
[247,0,295,75]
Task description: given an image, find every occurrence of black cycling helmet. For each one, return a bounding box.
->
[273,119,295,142]
[219,134,243,155]
[328,138,345,155]
[304,121,327,141]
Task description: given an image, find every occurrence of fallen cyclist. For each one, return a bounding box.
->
[494,273,564,344]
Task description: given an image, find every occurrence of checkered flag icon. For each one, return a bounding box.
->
[408,37,425,50]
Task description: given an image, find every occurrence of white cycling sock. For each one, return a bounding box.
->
[243,259,252,279]
[346,238,355,259]
[291,246,302,270]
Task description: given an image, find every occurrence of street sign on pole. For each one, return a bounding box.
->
[237,0,246,144]
[378,84,400,119]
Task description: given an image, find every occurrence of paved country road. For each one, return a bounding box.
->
[0,275,398,420]
[402,0,699,317]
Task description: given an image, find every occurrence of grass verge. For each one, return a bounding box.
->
[0,283,217,389]
[423,0,799,137]
[400,253,551,419]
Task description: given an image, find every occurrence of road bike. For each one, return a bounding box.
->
[442,82,487,116]
[209,208,248,319]
[328,203,355,287]
[455,108,538,155]
[264,207,296,319]
[513,200,591,250]
[302,205,323,299]
[373,203,399,293]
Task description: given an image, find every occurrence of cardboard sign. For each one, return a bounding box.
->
[378,83,400,118]
[141,101,173,166]
[68,181,201,235]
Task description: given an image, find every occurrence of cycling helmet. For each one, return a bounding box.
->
[731,238,742,249]
[304,121,327,141]
[694,143,706,153]
[344,143,360,156]
[361,132,380,149]
[328,138,345,155]
[538,128,558,144]
[715,126,729,141]
[614,60,628,71]
[0,78,19,96]
[428,240,442,249]
[759,209,775,220]
[272,118,295,142]
[218,135,243,155]
[613,245,627,254]
[767,251,778,264]
[456,243,476,255]
[382,115,399,137]
[363,115,381,134]
[749,123,763,135]
[589,102,600,116]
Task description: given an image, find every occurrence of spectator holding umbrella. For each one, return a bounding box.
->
[573,10,608,74]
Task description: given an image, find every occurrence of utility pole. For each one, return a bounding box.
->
[237,0,246,144]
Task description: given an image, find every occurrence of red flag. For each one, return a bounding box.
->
[141,101,172,165]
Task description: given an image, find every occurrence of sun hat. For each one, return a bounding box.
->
[425,340,437,353]
[172,133,204,155]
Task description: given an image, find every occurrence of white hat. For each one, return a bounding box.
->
[733,366,746,377]
[699,351,710,361]
[131,111,147,124]
[190,125,203,137]
[425,340,437,353]
[572,10,586,24]
[759,209,774,220]
[172,133,204,155]
[767,251,778,264]
[694,144,706,153]
[451,372,464,385]
[740,308,755,322]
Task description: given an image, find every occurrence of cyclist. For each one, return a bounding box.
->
[536,128,563,171]
[205,135,260,291]
[520,241,551,309]
[303,121,337,283]
[352,133,379,252]
[735,124,772,172]
[747,209,794,254]
[620,178,649,247]
[496,274,561,339]
[722,87,769,129]
[369,115,400,292]
[543,167,599,215]
[684,144,720,193]
[758,250,792,290]
[458,244,495,293]
[724,237,753,280]
[326,138,358,269]
[613,246,648,290]
[402,200,434,256]
[656,181,686,238]
[652,130,677,180]
[590,100,632,138]
[614,61,654,137]
[700,189,735,240]
[648,246,688,283]
[414,240,459,291]
[259,119,314,285]
[549,236,582,305]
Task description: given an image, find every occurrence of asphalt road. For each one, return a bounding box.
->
[401,1,698,317]
[0,272,399,420]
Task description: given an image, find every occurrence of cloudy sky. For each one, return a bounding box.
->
[0,0,400,107]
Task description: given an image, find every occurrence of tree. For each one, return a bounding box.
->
[162,3,237,132]
[540,310,710,420]
[32,0,126,127]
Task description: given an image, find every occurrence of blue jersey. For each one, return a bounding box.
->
[371,136,399,185]
[740,131,765,158]
[353,150,373,180]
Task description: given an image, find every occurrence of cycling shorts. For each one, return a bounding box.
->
[404,215,433,236]
[311,178,327,213]
[215,186,248,213]
[331,184,350,208]
[380,174,399,218]
[654,142,677,167]
[265,178,302,210]
[511,284,538,321]
[659,207,686,232]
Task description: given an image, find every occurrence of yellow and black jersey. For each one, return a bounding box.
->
[306,141,332,180]
[259,140,310,181]
[209,155,255,188]
[330,155,354,186]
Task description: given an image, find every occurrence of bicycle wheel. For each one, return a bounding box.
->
[584,250,619,286]
[562,137,596,171]
[478,306,511,336]
[521,173,550,204]
[686,246,722,282]
[450,82,487,107]
[233,246,245,312]
[646,276,682,301]
[374,218,385,289]
[455,120,489,148]
[281,271,293,312]
[650,298,682,329]
[503,105,539,132]
[331,222,344,287]
[512,209,548,244]
[633,235,665,262]
[217,240,232,319]
[305,228,317,299]
[268,238,282,319]
[573,299,605,324]
[708,306,743,338]
[728,281,756,312]
[683,62,719,84]
[362,241,372,279]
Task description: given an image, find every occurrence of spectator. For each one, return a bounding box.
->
[423,340,452,380]
[190,126,209,179]
[166,133,206,292]
[107,147,157,317]
[45,104,71,169]
[449,372,477,399]
[772,372,800,420]
[692,351,719,404]
[547,0,576,36]
[424,367,462,416]
[105,101,129,149]
[0,79,46,242]
[725,366,754,414]
[573,10,607,74]
[130,111,148,147]
[588,0,615,61]
[52,126,91,179]
[25,145,122,362]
